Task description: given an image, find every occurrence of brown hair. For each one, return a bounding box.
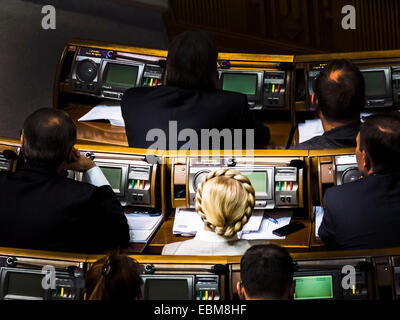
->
[85,252,143,300]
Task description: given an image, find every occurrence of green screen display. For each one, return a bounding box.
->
[7,272,44,299]
[294,275,333,300]
[100,167,122,192]
[105,63,138,88]
[222,73,258,95]
[242,171,267,193]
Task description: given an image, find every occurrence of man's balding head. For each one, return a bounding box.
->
[314,59,365,123]
[22,108,76,168]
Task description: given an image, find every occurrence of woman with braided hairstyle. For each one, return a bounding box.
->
[162,168,256,255]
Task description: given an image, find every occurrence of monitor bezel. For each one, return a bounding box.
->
[141,274,195,300]
[100,59,145,92]
[0,267,46,300]
[219,69,263,105]
[293,270,342,300]
[360,67,392,100]
[96,162,129,197]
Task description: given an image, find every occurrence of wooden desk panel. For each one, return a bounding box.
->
[64,105,129,147]
[149,218,311,254]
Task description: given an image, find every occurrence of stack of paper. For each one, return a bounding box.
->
[240,211,293,240]
[125,212,163,243]
[172,208,291,240]
[78,102,125,126]
[314,206,324,238]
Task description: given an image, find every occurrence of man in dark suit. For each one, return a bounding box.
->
[319,113,400,250]
[121,31,270,150]
[0,108,130,253]
[293,59,365,150]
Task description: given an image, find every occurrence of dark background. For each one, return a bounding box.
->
[1,0,399,139]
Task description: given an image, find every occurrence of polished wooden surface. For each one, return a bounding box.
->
[149,216,311,254]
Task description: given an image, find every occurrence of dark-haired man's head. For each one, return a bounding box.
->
[166,30,218,90]
[356,113,400,176]
[21,108,76,169]
[237,244,295,300]
[313,59,365,130]
[85,252,143,301]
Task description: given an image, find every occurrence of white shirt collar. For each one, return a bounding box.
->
[194,229,239,242]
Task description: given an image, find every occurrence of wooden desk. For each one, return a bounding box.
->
[149,217,312,254]
[310,221,326,251]
[64,105,129,147]
[263,121,292,149]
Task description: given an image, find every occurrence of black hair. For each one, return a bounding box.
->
[166,30,218,90]
[314,59,365,122]
[85,251,143,301]
[22,108,76,168]
[360,112,400,173]
[240,244,295,299]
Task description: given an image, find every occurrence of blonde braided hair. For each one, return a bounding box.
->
[195,168,255,238]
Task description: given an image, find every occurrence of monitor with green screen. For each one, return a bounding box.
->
[222,73,258,95]
[100,167,122,192]
[294,275,333,300]
[104,63,138,88]
[242,171,267,193]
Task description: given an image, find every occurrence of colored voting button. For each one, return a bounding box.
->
[290,181,293,190]
[278,181,282,191]
[150,78,154,86]
[144,78,149,86]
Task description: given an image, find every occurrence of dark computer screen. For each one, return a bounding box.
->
[293,275,333,300]
[362,71,388,97]
[222,73,258,95]
[100,166,122,192]
[104,63,139,88]
[144,278,191,300]
[6,271,44,299]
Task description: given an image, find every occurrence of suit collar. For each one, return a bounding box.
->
[18,163,61,178]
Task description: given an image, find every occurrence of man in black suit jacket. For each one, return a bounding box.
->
[293,59,364,150]
[121,31,269,150]
[0,108,130,253]
[319,113,400,250]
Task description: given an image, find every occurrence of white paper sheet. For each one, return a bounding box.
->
[314,206,324,238]
[298,119,324,143]
[78,102,125,127]
[125,213,163,243]
[240,212,293,240]
[172,209,266,236]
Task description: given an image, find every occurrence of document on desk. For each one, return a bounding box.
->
[314,206,324,238]
[298,113,373,143]
[172,209,265,235]
[240,211,293,240]
[78,102,125,127]
[298,119,324,143]
[125,213,163,243]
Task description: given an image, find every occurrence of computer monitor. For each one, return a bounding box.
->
[102,62,140,92]
[219,70,264,109]
[141,275,194,300]
[241,170,269,195]
[97,163,128,196]
[222,73,258,95]
[293,271,341,300]
[0,268,45,300]
[361,67,392,108]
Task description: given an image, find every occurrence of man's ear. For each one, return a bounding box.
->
[363,150,372,172]
[236,281,245,300]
